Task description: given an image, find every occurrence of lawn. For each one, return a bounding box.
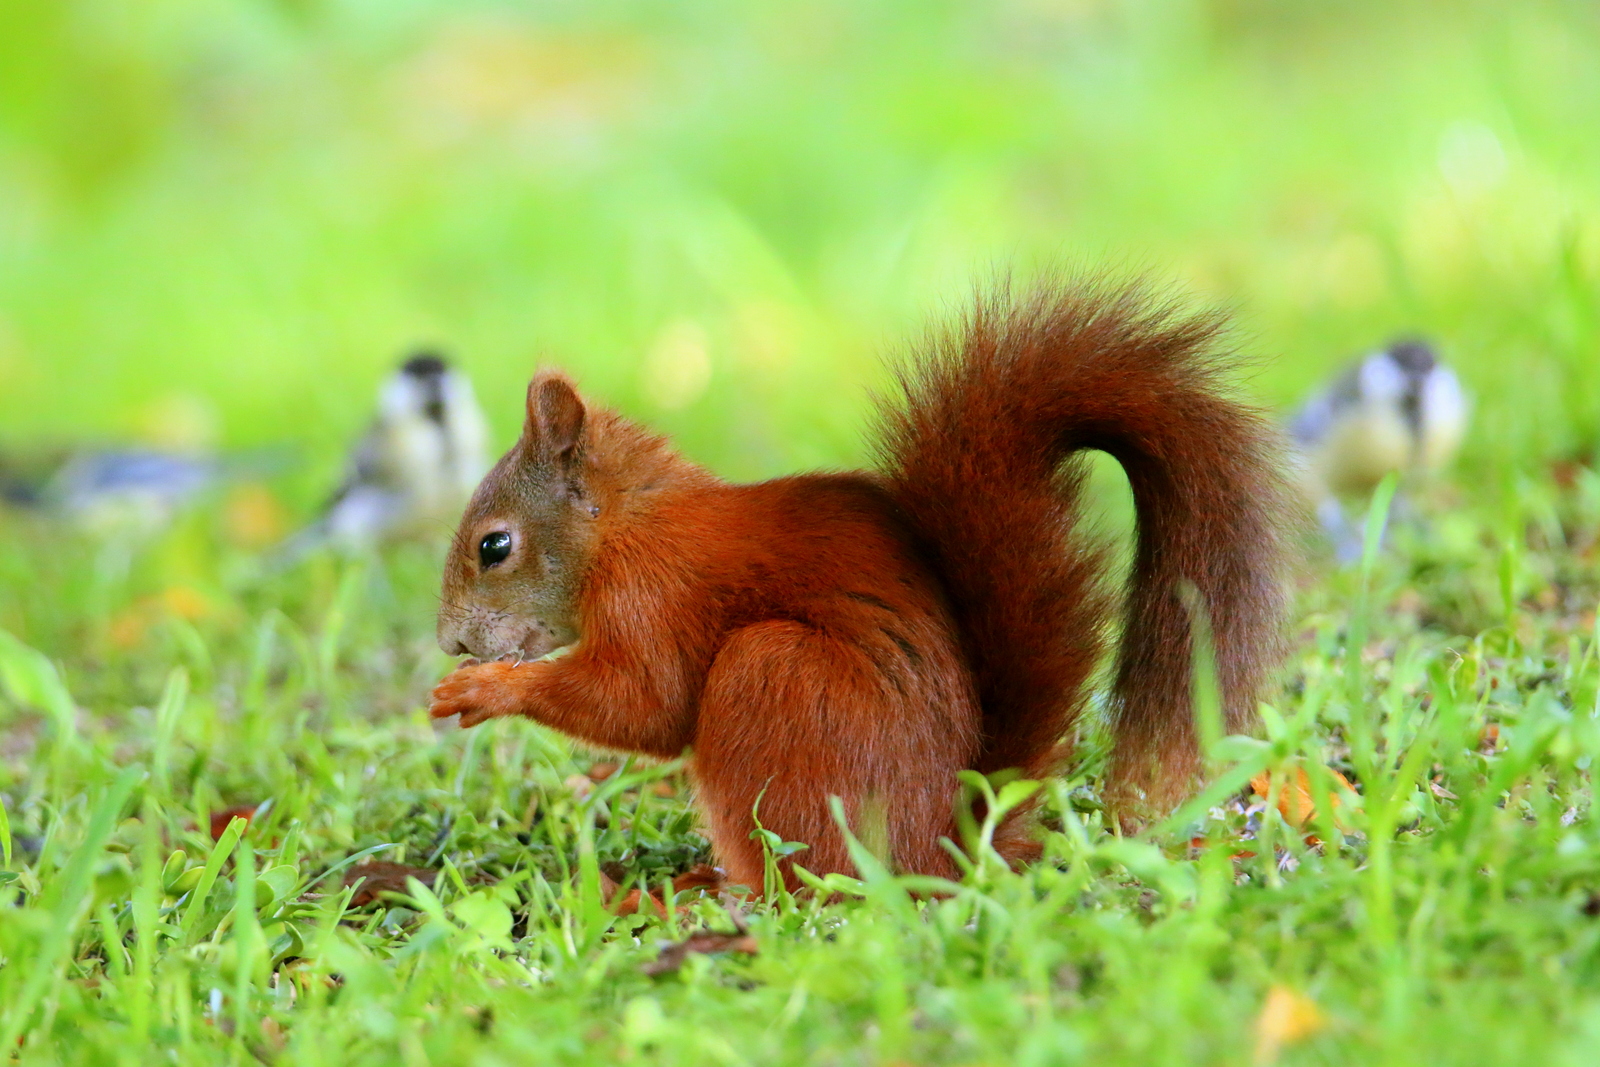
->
[3,1,1600,1063]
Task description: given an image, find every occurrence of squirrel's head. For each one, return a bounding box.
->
[436,372,598,661]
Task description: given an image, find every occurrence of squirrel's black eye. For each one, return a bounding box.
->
[478,531,512,569]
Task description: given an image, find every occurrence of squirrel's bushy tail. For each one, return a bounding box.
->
[876,279,1290,810]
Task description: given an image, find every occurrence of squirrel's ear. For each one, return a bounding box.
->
[526,373,586,463]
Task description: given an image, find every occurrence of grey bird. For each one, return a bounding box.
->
[1289,339,1468,561]
[279,352,490,559]
[3,447,282,538]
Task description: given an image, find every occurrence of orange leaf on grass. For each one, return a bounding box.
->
[605,863,727,917]
[1254,985,1325,1064]
[1251,765,1358,831]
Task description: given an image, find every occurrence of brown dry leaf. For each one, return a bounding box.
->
[642,906,757,977]
[597,867,623,904]
[606,864,726,916]
[671,864,726,894]
[1551,457,1588,492]
[587,761,620,781]
[1254,985,1325,1064]
[342,862,437,907]
[1251,765,1358,831]
[209,803,264,841]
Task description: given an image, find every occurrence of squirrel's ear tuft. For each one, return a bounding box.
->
[526,373,586,462]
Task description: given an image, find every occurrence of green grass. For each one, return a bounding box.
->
[4,0,1600,1063]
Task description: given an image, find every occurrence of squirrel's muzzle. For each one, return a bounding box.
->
[436,605,573,662]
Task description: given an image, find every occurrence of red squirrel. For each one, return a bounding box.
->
[429,281,1290,893]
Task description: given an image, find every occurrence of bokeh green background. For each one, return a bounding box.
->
[3,0,1596,496]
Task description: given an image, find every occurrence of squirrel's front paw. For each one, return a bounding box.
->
[429,661,520,728]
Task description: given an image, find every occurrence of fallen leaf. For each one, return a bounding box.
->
[210,803,264,841]
[670,864,726,894]
[642,905,757,976]
[1254,985,1325,1064]
[1251,765,1358,831]
[587,761,620,781]
[341,862,437,907]
[1551,457,1588,492]
[607,864,726,916]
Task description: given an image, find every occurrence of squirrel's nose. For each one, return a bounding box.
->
[436,618,471,657]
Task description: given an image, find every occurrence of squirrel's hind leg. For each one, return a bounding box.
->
[692,621,968,895]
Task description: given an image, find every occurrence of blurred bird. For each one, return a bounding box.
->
[278,352,490,559]
[47,450,224,535]
[1289,338,1468,561]
[2,446,280,538]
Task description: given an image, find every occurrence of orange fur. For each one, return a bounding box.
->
[431,279,1291,893]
